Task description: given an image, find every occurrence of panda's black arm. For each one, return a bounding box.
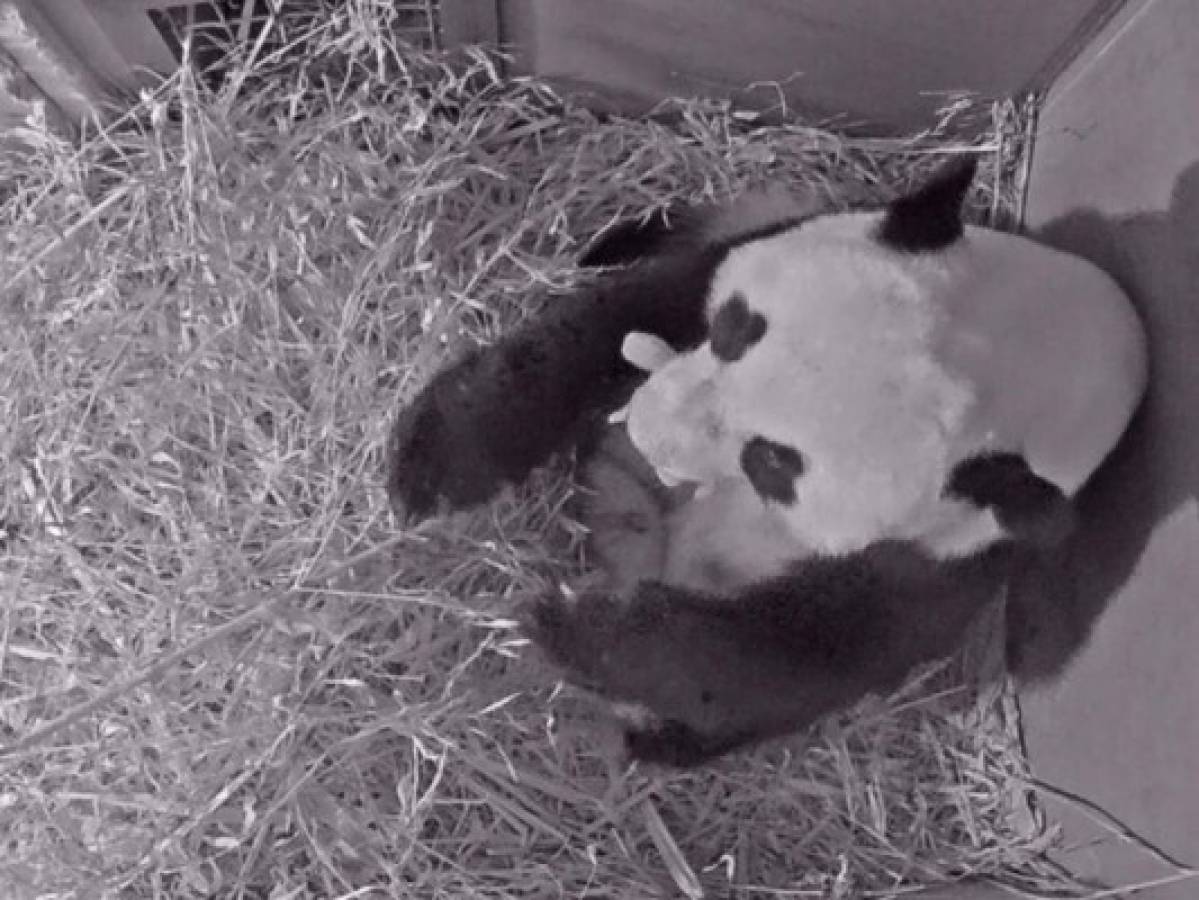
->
[387,251,720,520]
[522,541,1017,767]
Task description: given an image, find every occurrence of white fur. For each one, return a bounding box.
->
[596,330,803,593]
[621,209,1148,563]
[621,331,677,374]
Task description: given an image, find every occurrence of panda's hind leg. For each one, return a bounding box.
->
[946,452,1077,548]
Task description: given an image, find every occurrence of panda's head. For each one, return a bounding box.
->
[617,159,1147,558]
[618,161,978,555]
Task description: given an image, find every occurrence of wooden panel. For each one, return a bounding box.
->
[86,0,178,76]
[502,0,1121,134]
[92,0,211,7]
[0,41,59,131]
[441,0,500,47]
[0,2,103,120]
[12,0,164,97]
[1021,0,1199,895]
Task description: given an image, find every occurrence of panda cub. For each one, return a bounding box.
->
[580,367,805,598]
[387,158,1148,767]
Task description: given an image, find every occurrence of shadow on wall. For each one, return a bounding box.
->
[1006,159,1199,681]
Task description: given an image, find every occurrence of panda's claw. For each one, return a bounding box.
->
[607,405,630,424]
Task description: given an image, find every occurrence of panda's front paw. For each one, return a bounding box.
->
[386,391,453,522]
[518,588,614,686]
[623,719,741,768]
[522,591,751,769]
[386,358,511,522]
[518,590,576,659]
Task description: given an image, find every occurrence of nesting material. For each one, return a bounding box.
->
[0,3,1091,897]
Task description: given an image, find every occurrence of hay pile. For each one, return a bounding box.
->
[1,4,1089,897]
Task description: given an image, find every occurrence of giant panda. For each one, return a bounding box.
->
[386,157,1148,767]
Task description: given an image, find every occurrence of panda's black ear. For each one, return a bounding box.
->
[876,156,977,253]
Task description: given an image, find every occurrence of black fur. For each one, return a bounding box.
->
[739,436,805,504]
[579,208,681,268]
[717,216,809,255]
[521,539,1020,767]
[580,207,809,270]
[1002,544,1078,680]
[710,292,768,362]
[388,252,717,519]
[624,720,751,769]
[945,452,1076,547]
[876,157,977,253]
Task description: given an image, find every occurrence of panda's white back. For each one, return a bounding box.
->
[624,208,1148,561]
[717,213,1150,498]
[940,226,1148,496]
[638,213,979,555]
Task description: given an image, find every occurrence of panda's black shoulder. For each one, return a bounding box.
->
[578,208,685,268]
[718,541,1016,674]
[579,192,818,270]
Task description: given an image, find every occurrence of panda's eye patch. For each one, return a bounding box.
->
[710,292,768,362]
[740,437,805,504]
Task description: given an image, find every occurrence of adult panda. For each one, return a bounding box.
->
[386,158,1148,767]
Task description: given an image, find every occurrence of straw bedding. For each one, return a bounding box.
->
[0,3,1100,897]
